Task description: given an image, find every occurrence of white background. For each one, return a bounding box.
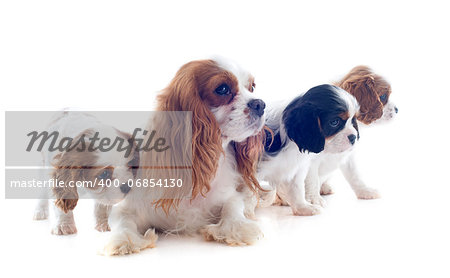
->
[1,0,449,277]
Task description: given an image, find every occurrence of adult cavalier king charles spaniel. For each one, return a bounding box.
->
[102,57,266,255]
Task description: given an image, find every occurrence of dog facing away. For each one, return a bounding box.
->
[33,111,139,235]
[102,58,266,255]
[257,84,362,215]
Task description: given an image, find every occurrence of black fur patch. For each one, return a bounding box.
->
[282,84,349,154]
[264,128,286,156]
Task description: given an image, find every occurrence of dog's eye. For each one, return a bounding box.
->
[215,84,230,95]
[380,94,388,102]
[98,169,111,180]
[250,82,256,92]
[329,118,340,128]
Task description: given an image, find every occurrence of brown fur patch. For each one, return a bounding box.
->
[339,111,350,121]
[52,129,98,213]
[233,129,265,195]
[335,65,391,124]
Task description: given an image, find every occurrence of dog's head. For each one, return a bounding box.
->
[52,127,139,213]
[283,84,360,154]
[336,65,398,125]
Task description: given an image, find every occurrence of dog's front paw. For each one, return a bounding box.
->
[257,189,277,208]
[33,208,49,220]
[95,221,111,232]
[308,195,326,207]
[320,183,334,195]
[201,220,262,246]
[102,239,140,256]
[292,203,322,216]
[101,229,157,256]
[244,209,257,221]
[355,187,381,199]
[51,222,77,235]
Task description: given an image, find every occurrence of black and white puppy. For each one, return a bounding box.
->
[258,84,375,215]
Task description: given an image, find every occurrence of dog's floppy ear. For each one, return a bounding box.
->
[283,102,325,153]
[232,128,267,194]
[151,61,223,212]
[52,152,79,213]
[336,66,384,124]
[51,129,97,213]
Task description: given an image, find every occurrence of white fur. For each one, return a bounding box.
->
[372,99,398,125]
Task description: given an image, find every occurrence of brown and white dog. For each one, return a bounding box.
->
[102,57,266,255]
[33,111,139,235]
[318,65,398,196]
[335,65,398,125]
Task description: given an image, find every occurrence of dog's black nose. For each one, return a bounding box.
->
[394,106,398,113]
[348,134,356,145]
[247,99,265,117]
[120,183,131,194]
